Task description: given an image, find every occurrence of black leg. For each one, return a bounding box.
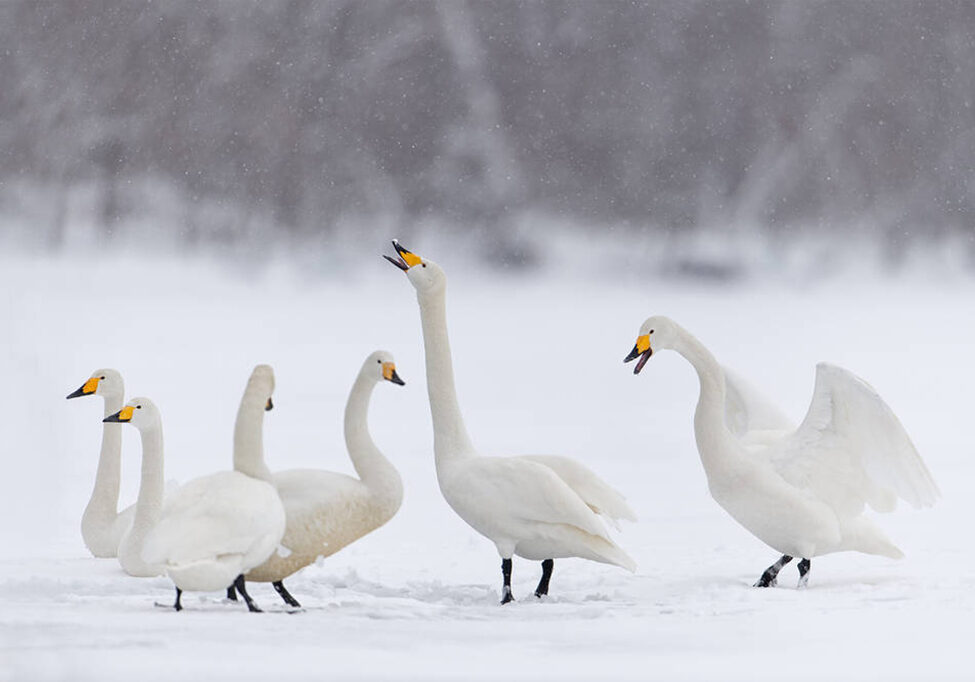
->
[226,585,238,601]
[233,574,263,613]
[534,559,554,598]
[500,558,514,605]
[754,555,793,587]
[797,558,812,588]
[273,580,301,608]
[173,587,183,612]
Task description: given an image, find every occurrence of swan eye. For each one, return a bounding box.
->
[377,360,381,364]
[421,263,426,268]
[649,330,654,334]
[136,405,142,409]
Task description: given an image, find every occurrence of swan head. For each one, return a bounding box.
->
[384,240,446,295]
[364,350,405,386]
[624,316,678,374]
[103,397,159,429]
[67,368,124,400]
[247,364,276,411]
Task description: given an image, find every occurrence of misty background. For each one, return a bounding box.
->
[2,0,974,277]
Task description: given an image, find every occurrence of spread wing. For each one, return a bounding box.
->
[769,363,939,516]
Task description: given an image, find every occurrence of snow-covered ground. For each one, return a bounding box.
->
[1,252,972,681]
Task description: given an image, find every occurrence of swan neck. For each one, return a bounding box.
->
[85,394,125,522]
[417,288,476,461]
[128,423,165,545]
[344,374,402,502]
[672,325,738,468]
[677,330,725,402]
[117,422,166,575]
[233,386,273,483]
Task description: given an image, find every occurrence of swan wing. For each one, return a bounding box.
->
[518,455,637,530]
[143,472,284,566]
[771,363,939,515]
[723,366,795,437]
[272,469,370,551]
[459,457,614,542]
[274,470,366,513]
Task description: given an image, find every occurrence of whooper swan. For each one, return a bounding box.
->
[67,369,135,559]
[624,315,939,587]
[245,351,406,607]
[106,368,285,611]
[386,241,636,604]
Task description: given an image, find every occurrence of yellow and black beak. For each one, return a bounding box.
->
[383,239,422,271]
[623,334,653,374]
[103,406,134,423]
[67,377,100,400]
[265,397,274,411]
[382,362,405,386]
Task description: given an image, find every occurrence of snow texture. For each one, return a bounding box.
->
[0,255,971,681]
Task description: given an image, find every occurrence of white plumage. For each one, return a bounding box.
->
[625,315,939,587]
[386,242,636,603]
[109,366,285,611]
[67,368,138,560]
[245,351,405,607]
[142,470,285,593]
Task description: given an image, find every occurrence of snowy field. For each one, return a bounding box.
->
[1,252,973,681]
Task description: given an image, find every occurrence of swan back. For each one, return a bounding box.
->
[142,471,285,582]
[723,367,795,437]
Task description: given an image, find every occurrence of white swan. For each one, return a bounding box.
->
[67,369,134,558]
[245,351,406,607]
[624,316,940,587]
[386,241,636,603]
[106,367,286,612]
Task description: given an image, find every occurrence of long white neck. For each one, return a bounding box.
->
[416,287,476,462]
[344,373,403,506]
[233,388,273,483]
[82,393,125,530]
[119,422,165,575]
[670,324,741,474]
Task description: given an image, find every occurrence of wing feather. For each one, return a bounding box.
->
[770,363,939,516]
[517,455,636,530]
[143,471,282,565]
[457,457,614,542]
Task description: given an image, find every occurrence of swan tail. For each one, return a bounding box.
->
[841,517,904,560]
[857,537,904,560]
[165,554,245,592]
[582,533,638,573]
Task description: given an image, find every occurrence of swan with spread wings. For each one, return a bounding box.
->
[624,315,939,588]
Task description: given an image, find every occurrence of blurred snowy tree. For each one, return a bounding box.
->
[0,1,972,257]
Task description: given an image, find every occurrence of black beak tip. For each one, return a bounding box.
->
[265,398,274,412]
[383,254,409,271]
[623,345,640,363]
[103,414,120,423]
[390,370,406,386]
[66,386,87,400]
[632,349,653,375]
